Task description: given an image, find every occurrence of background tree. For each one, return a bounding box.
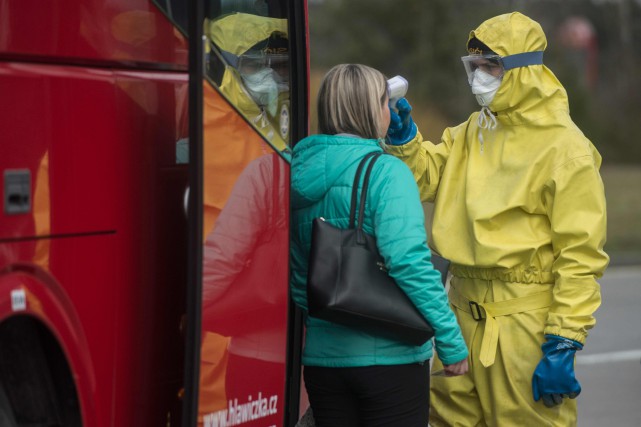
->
[308,0,641,257]
[309,0,641,163]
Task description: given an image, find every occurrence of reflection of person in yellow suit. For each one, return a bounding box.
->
[197,10,292,425]
[198,152,289,425]
[33,152,51,269]
[202,12,290,239]
[206,12,290,149]
[5,152,51,269]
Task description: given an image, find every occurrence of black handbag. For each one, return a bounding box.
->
[306,151,436,346]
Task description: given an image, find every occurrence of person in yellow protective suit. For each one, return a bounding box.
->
[385,12,609,427]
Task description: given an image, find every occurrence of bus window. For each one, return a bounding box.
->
[196,2,299,426]
[204,3,291,151]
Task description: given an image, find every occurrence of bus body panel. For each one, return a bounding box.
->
[0,59,188,425]
[0,0,188,68]
[1,0,309,425]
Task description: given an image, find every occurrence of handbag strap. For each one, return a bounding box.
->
[348,151,384,232]
[348,152,378,228]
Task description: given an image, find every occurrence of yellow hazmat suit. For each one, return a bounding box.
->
[387,12,608,427]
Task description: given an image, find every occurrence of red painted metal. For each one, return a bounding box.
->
[0,265,99,425]
[0,0,188,68]
[0,0,307,425]
[0,13,189,423]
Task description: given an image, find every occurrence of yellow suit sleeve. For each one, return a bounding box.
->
[385,128,453,202]
[543,155,609,344]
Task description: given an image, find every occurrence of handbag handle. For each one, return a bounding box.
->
[348,151,378,228]
[348,152,384,243]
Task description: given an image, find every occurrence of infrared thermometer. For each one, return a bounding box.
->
[387,75,408,111]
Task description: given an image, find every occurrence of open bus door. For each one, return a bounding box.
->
[182,1,309,426]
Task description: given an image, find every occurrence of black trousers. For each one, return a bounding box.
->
[303,361,430,427]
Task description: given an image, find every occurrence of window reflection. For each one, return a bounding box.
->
[198,8,292,425]
[153,0,291,150]
[204,6,290,151]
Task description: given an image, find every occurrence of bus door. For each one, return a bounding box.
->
[175,1,309,426]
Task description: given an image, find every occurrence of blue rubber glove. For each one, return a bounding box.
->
[532,334,583,407]
[386,98,417,145]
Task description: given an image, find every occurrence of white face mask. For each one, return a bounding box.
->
[471,69,502,107]
[241,68,279,116]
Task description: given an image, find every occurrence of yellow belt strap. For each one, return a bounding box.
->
[449,286,553,368]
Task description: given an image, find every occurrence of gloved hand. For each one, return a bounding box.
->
[386,98,417,145]
[532,334,583,408]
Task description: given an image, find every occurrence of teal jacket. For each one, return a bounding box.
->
[290,134,468,367]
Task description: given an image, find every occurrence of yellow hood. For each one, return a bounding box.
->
[470,12,569,126]
[206,12,288,56]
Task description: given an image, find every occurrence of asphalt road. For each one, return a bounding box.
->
[576,265,641,427]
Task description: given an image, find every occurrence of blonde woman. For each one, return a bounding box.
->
[290,64,468,427]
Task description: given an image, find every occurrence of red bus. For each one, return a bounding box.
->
[0,1,309,426]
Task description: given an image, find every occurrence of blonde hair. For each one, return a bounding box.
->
[317,64,388,139]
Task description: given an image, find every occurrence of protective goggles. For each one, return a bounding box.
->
[238,53,289,81]
[238,52,287,73]
[461,51,544,83]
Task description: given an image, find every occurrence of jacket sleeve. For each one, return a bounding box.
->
[370,157,468,364]
[543,154,609,344]
[385,128,453,202]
